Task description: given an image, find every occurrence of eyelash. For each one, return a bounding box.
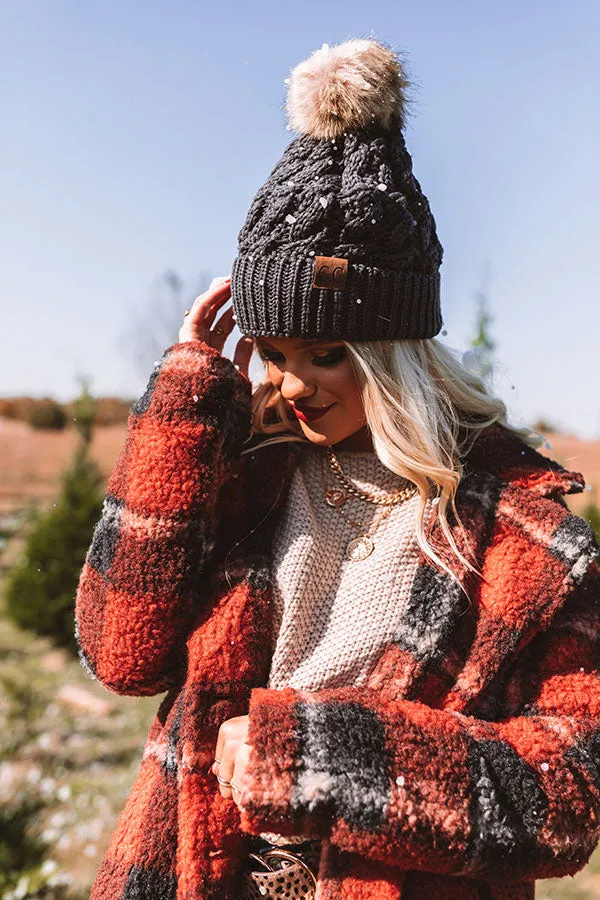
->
[260,347,346,368]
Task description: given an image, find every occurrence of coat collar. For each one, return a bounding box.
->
[245,420,586,512]
[460,422,585,498]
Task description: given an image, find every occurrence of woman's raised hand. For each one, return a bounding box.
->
[178,274,254,379]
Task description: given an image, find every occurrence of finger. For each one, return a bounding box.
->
[211,306,236,349]
[207,274,232,295]
[179,283,231,345]
[232,742,251,783]
[232,336,254,379]
[214,718,237,775]
[217,740,236,798]
[231,743,251,808]
[215,724,226,768]
[188,278,231,330]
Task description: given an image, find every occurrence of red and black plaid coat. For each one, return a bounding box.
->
[75,339,600,900]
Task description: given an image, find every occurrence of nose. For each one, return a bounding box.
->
[279,369,316,404]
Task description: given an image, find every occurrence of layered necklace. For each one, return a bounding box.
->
[319,447,418,561]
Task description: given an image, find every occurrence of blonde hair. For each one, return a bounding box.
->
[243,337,543,592]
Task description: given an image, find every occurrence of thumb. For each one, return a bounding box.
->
[233,336,254,379]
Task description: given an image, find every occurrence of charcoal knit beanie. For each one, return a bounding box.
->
[230,38,444,341]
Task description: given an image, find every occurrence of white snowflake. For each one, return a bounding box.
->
[285,214,296,224]
[377,183,387,191]
[319,197,328,208]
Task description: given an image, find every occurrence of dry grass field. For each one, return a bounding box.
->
[0,419,126,515]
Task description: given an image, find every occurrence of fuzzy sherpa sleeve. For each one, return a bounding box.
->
[239,553,600,882]
[74,340,252,696]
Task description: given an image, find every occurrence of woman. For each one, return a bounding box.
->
[75,39,600,900]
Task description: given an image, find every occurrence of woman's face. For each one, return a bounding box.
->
[255,336,372,450]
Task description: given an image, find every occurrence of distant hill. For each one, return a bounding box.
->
[0,396,133,427]
[536,432,600,514]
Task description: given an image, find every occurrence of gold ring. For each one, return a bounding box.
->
[214,757,221,765]
[230,780,240,793]
[184,309,191,316]
[216,774,232,787]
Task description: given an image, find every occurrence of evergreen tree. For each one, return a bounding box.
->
[470,291,495,383]
[4,380,104,651]
[581,500,600,548]
[463,262,496,385]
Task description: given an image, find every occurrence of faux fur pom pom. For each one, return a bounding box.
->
[285,38,410,140]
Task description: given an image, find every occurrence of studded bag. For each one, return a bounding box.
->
[239,842,319,899]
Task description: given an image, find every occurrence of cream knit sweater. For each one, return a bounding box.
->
[266,443,430,691]
[258,443,432,846]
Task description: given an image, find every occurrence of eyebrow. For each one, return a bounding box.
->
[257,337,342,350]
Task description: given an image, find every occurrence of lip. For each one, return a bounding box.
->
[292,402,336,424]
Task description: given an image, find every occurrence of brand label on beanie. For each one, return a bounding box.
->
[313,256,348,291]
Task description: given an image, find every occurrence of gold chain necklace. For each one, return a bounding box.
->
[323,447,417,507]
[319,450,418,561]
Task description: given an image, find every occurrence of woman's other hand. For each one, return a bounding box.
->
[212,714,251,810]
[179,275,254,379]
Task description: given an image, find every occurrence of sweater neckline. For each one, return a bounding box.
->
[301,443,409,491]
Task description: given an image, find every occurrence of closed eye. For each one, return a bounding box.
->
[312,347,347,367]
[258,346,347,367]
[259,349,285,363]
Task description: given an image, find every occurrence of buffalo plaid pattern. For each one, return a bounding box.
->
[75,340,600,900]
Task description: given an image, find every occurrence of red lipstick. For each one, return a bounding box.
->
[292,402,336,424]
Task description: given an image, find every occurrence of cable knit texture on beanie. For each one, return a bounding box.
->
[231,38,444,340]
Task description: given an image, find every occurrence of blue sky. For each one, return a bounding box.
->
[1,0,599,437]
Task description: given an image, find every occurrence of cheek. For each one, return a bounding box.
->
[327,363,363,409]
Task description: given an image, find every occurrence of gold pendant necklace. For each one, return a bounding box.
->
[319,451,415,560]
[324,486,346,508]
[340,502,394,561]
[346,537,373,561]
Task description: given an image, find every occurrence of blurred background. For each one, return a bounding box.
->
[1,2,599,898]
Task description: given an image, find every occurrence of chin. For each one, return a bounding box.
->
[298,422,355,448]
[298,424,335,446]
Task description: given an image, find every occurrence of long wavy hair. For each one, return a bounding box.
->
[242,337,542,590]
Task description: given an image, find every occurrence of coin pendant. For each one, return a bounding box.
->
[325,488,346,507]
[346,536,374,561]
